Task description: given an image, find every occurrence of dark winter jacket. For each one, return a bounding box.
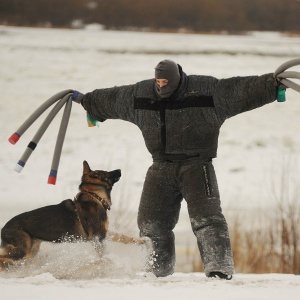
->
[81,69,277,160]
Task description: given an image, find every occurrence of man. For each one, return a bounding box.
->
[73,59,279,279]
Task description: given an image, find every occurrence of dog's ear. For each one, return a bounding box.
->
[83,161,91,174]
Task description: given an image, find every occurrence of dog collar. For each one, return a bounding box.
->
[74,192,110,210]
[88,192,111,210]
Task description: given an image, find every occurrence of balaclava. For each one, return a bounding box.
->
[155,59,180,98]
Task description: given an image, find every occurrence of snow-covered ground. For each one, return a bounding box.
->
[0,26,300,299]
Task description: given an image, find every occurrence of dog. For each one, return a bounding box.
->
[0,161,146,270]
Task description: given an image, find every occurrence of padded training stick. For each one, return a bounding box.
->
[48,96,73,185]
[274,58,300,93]
[14,93,71,173]
[274,58,300,78]
[277,71,300,93]
[8,89,73,144]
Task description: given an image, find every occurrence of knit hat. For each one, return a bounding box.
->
[155,59,180,98]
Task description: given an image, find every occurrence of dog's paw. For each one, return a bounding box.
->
[0,258,17,271]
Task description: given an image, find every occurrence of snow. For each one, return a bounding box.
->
[0,25,300,299]
[1,272,300,300]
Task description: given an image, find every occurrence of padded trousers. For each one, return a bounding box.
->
[137,159,234,277]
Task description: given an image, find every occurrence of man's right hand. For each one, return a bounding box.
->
[72,90,84,104]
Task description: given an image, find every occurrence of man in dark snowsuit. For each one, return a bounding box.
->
[73,59,278,279]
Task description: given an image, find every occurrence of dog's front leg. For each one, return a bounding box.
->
[92,238,105,256]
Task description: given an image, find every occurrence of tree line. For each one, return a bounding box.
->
[1,0,300,32]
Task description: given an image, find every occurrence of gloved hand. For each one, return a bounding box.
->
[276,79,288,90]
[72,90,84,104]
[71,90,103,127]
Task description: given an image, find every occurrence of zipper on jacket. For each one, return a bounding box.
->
[159,101,167,154]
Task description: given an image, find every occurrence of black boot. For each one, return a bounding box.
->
[208,272,233,280]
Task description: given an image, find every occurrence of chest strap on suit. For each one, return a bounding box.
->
[156,153,200,162]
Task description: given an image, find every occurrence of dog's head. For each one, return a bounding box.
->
[79,161,121,208]
[82,160,121,187]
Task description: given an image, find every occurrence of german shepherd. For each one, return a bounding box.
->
[0,161,146,270]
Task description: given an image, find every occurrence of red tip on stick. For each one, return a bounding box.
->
[48,170,57,185]
[8,133,20,144]
[48,176,57,185]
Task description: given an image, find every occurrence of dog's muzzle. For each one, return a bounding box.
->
[109,169,121,185]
